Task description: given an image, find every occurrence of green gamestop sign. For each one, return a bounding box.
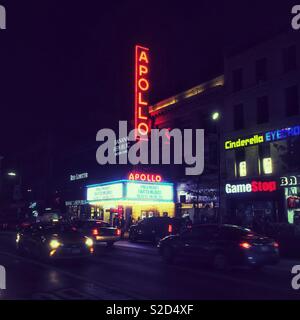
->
[224,125,300,150]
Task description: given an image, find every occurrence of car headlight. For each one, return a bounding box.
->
[49,239,61,249]
[85,237,93,247]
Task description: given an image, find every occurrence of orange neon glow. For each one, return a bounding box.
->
[139,65,148,76]
[137,122,149,135]
[135,45,150,139]
[128,172,162,183]
[138,92,147,105]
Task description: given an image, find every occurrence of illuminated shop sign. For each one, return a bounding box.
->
[70,172,88,181]
[126,182,173,202]
[280,175,300,187]
[135,45,150,139]
[225,125,300,150]
[87,183,123,201]
[225,180,277,194]
[128,172,162,182]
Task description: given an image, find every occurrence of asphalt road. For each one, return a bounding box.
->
[0,233,300,300]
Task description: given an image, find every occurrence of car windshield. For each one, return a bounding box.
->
[38,224,77,234]
[220,226,256,240]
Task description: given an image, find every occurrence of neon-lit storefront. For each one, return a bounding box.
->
[86,179,175,224]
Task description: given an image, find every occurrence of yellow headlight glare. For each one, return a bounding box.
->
[49,239,61,249]
[85,237,93,247]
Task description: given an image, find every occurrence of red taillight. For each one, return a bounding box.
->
[273,242,279,248]
[92,228,99,236]
[116,229,121,236]
[168,224,173,233]
[239,242,252,249]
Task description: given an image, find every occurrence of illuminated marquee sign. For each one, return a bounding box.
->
[87,183,123,201]
[126,182,173,202]
[135,45,150,138]
[70,172,88,181]
[280,175,300,187]
[225,125,300,150]
[128,172,162,183]
[225,180,277,194]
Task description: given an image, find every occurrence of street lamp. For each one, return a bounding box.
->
[211,112,221,224]
[211,111,220,121]
[7,172,17,177]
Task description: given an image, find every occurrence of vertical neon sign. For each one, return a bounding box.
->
[135,45,150,139]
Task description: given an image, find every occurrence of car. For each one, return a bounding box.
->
[16,222,94,260]
[72,220,121,247]
[129,217,184,244]
[158,224,280,270]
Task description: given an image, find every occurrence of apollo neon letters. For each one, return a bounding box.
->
[128,172,162,183]
[225,180,277,194]
[135,45,150,138]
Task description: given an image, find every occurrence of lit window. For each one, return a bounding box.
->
[239,161,247,177]
[263,158,272,174]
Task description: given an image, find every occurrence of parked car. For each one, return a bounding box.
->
[158,224,280,270]
[16,222,94,260]
[0,214,34,231]
[129,217,184,244]
[72,220,121,247]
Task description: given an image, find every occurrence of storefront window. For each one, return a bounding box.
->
[263,157,273,174]
[285,186,300,224]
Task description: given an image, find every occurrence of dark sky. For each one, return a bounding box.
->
[0,0,296,156]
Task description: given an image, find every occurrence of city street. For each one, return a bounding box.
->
[0,233,299,300]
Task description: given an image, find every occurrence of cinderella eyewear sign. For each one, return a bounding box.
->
[225,125,300,150]
[126,182,174,202]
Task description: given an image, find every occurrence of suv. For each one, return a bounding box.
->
[129,217,183,244]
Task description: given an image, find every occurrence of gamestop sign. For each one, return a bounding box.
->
[225,181,277,194]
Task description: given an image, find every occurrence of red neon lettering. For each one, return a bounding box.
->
[139,51,149,63]
[139,65,148,76]
[138,92,147,105]
[137,122,149,136]
[138,78,149,91]
[128,172,163,183]
[138,106,147,119]
[251,181,277,192]
[135,45,150,140]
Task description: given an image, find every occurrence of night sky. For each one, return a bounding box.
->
[0,0,296,156]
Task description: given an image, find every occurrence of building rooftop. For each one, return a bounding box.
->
[149,75,224,114]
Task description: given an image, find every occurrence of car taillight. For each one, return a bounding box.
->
[273,241,279,248]
[168,224,173,233]
[116,229,121,236]
[239,242,252,249]
[92,228,99,236]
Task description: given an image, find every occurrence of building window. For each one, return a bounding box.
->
[283,45,297,73]
[235,149,246,177]
[233,103,244,130]
[256,58,267,83]
[232,68,243,92]
[285,85,299,117]
[256,96,269,124]
[259,144,272,175]
[239,161,247,177]
[262,158,273,174]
